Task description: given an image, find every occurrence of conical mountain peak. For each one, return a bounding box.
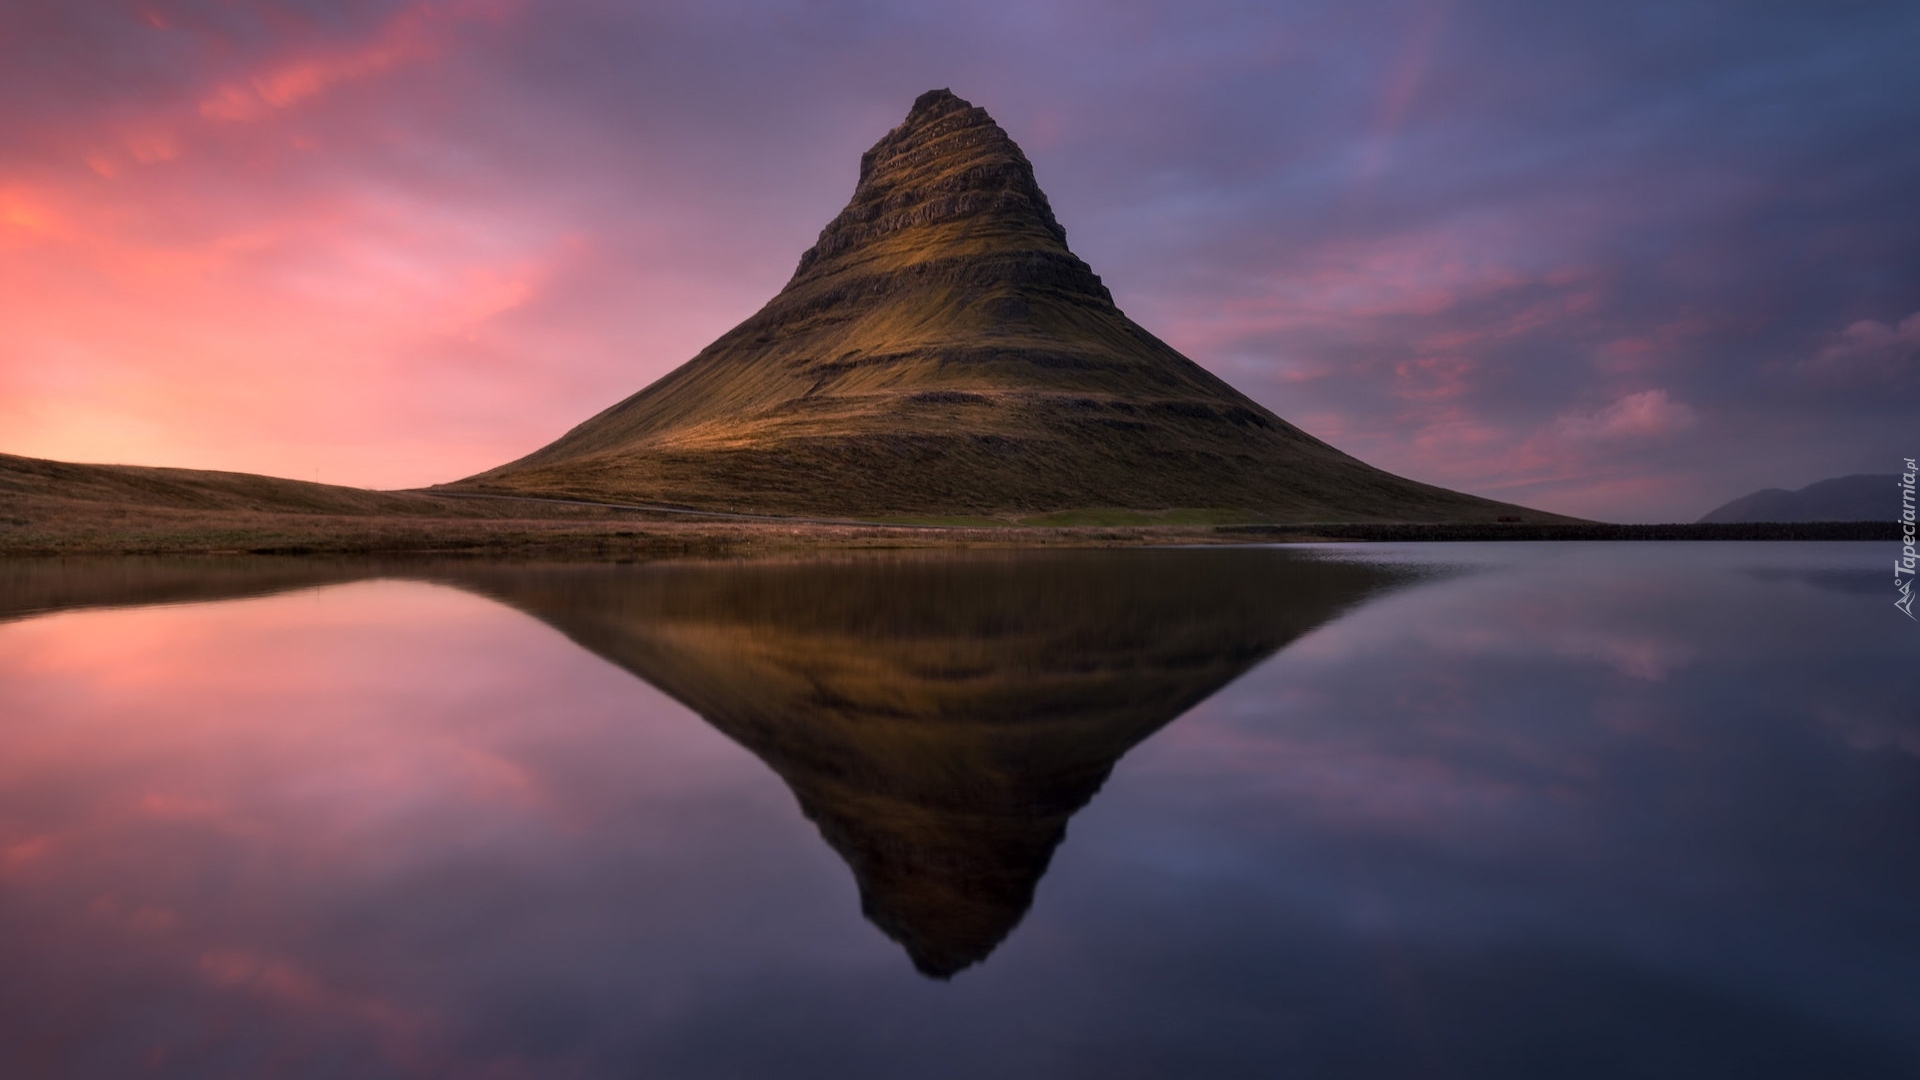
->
[791,88,1081,285]
[455,90,1559,526]
[905,86,970,124]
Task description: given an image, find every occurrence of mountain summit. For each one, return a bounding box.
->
[453,89,1553,523]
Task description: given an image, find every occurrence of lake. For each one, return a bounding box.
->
[0,543,1914,1078]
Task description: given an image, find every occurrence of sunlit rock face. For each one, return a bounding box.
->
[451,550,1407,976]
[454,91,1550,525]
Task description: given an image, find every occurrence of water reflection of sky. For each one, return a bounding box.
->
[0,544,1914,1078]
[1065,542,1920,1076]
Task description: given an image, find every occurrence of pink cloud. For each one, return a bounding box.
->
[1798,310,1920,383]
[1352,0,1452,188]
[1159,225,1547,355]
[71,1,514,181]
[1390,355,1478,401]
[196,9,433,124]
[1590,315,1716,375]
[1404,410,1507,455]
[1556,389,1697,441]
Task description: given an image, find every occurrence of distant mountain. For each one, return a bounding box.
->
[1697,474,1900,523]
[451,89,1562,525]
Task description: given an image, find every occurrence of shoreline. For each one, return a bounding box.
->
[0,512,1897,558]
[10,451,1892,558]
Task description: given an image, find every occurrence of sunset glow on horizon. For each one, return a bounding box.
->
[4,0,1916,521]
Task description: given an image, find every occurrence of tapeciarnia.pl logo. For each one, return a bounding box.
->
[1899,458,1916,620]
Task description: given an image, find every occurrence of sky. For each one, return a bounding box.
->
[2,0,1917,521]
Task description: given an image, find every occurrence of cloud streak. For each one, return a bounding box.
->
[1558,390,1698,442]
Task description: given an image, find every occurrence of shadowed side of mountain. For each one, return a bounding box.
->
[1697,474,1903,523]
[450,90,1563,525]
[438,549,1418,977]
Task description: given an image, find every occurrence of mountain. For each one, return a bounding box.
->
[450,89,1557,525]
[445,550,1413,977]
[1697,474,1900,523]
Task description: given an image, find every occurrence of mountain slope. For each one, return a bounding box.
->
[1698,474,1900,523]
[451,89,1560,524]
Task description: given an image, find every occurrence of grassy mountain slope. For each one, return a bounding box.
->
[452,90,1564,524]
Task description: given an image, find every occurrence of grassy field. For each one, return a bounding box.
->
[1,452,1891,557]
[0,450,1262,555]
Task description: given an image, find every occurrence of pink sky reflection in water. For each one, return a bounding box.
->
[0,581,856,1076]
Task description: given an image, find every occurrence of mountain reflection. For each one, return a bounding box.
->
[443,552,1410,977]
[0,549,1414,978]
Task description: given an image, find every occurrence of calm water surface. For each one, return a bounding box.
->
[0,543,1914,1078]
